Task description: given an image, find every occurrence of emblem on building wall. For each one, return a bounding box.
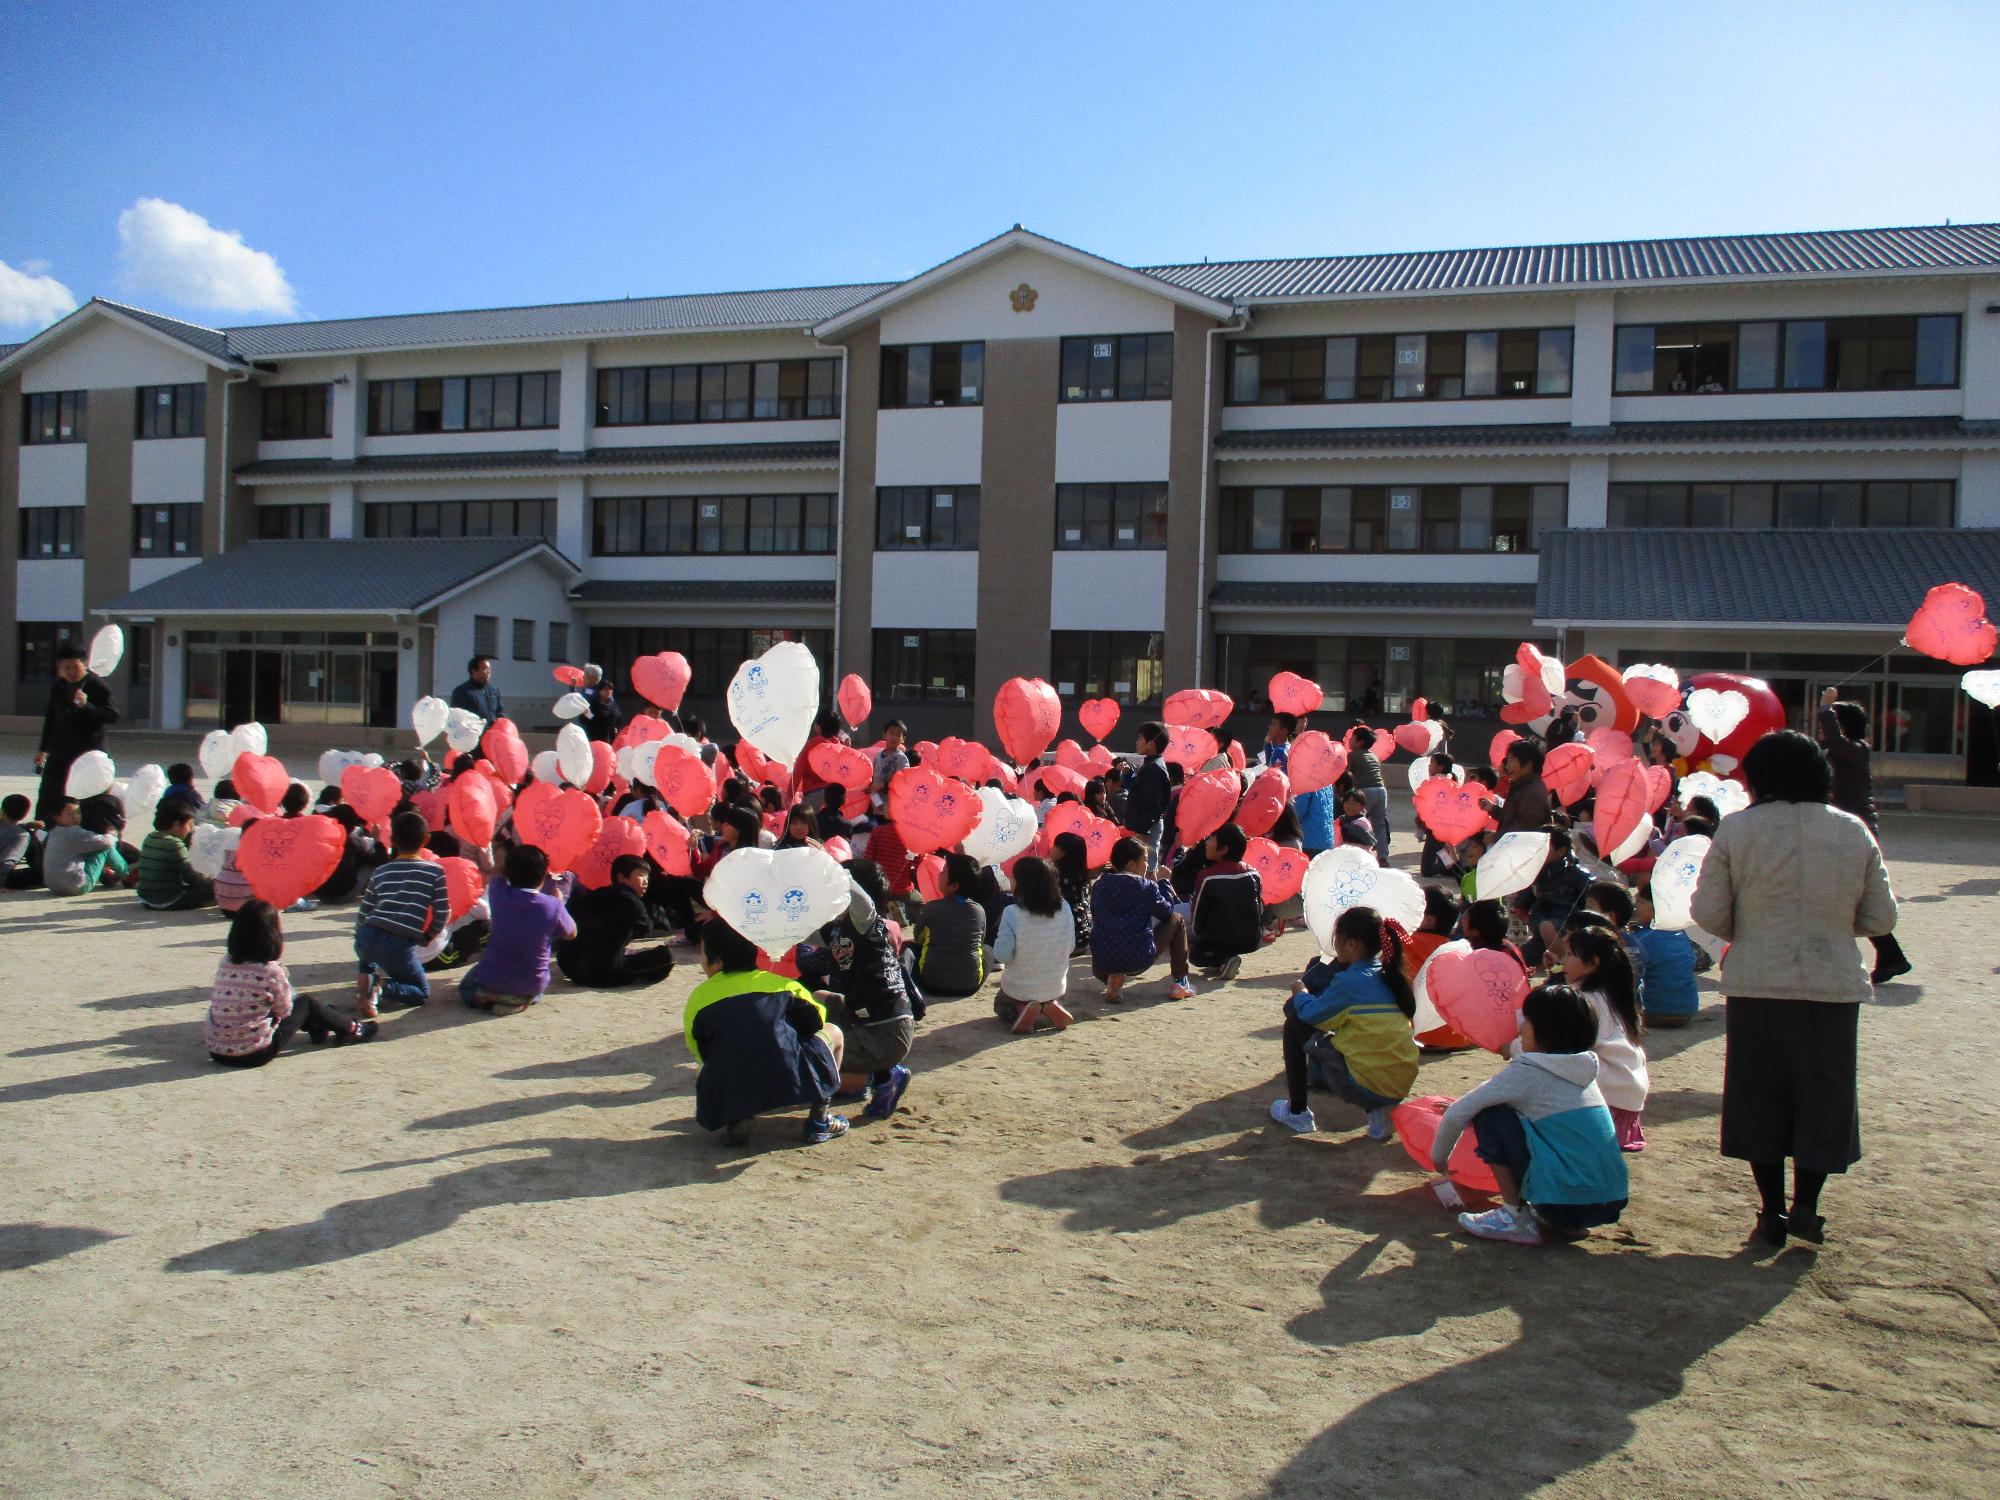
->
[1009,282,1038,313]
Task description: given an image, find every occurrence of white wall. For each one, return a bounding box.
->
[880,246,1175,346]
[128,557,201,590]
[1054,401,1171,482]
[1962,453,2000,526]
[1961,279,2000,421]
[17,443,87,506]
[870,552,978,628]
[15,561,84,619]
[21,319,209,391]
[430,558,579,726]
[130,436,205,504]
[1609,390,1959,424]
[1049,552,1166,629]
[874,406,982,486]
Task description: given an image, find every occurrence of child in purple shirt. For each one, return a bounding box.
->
[458,843,577,1015]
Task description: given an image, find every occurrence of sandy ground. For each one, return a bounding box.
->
[1,760,1996,1499]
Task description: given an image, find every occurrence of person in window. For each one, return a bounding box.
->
[1696,375,1725,393]
[581,678,623,744]
[35,641,118,825]
[448,656,503,727]
[1670,372,1689,393]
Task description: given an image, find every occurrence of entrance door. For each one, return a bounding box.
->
[253,651,284,723]
[223,650,256,726]
[368,653,399,729]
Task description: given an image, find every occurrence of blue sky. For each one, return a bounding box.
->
[2,0,1996,332]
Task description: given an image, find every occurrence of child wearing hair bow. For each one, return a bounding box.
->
[1269,905,1421,1142]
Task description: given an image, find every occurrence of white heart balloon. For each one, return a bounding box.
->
[316,749,354,785]
[531,750,563,785]
[1411,937,1470,1036]
[443,707,485,755]
[614,745,637,781]
[1963,670,2000,710]
[630,740,664,787]
[411,695,450,745]
[122,763,168,823]
[1625,662,1679,693]
[87,624,124,677]
[361,753,385,769]
[1538,653,1566,696]
[1476,830,1549,903]
[198,729,237,781]
[66,749,116,799]
[1406,759,1466,794]
[726,639,820,768]
[556,723,593,786]
[702,845,852,959]
[553,692,589,721]
[1678,771,1750,819]
[961,788,1037,868]
[189,824,241,880]
[1649,834,1711,932]
[229,722,267,760]
[1685,687,1749,744]
[1300,846,1425,958]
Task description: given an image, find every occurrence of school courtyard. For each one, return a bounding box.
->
[0,772,1994,1499]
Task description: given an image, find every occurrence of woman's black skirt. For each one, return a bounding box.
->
[1721,996,1862,1173]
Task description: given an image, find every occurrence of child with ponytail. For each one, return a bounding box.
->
[1562,925,1650,1151]
[1270,905,1420,1141]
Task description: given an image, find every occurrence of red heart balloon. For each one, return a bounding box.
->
[512,782,602,874]
[411,787,448,833]
[438,855,482,923]
[622,715,671,747]
[1288,731,1348,794]
[1587,727,1634,767]
[340,765,401,829]
[993,678,1062,765]
[1624,677,1681,720]
[480,720,529,786]
[1488,729,1522,772]
[1369,730,1396,762]
[1175,767,1242,847]
[1427,946,1531,1053]
[1079,815,1124,870]
[1162,724,1219,771]
[1393,1094,1500,1193]
[1054,738,1091,775]
[1593,757,1650,864]
[1642,762,1673,814]
[1414,777,1490,845]
[237,813,345,910]
[1044,802,1091,846]
[233,752,289,815]
[837,672,872,728]
[914,853,946,903]
[585,740,616,795]
[1031,764,1088,800]
[642,809,693,876]
[1078,697,1120,743]
[447,772,499,847]
[1237,766,1290,837]
[807,741,873,792]
[931,737,993,784]
[1244,835,1310,904]
[630,651,693,710]
[570,815,648,890]
[1392,722,1433,757]
[1543,743,1595,806]
[1904,582,1997,666]
[888,767,981,855]
[653,745,716,818]
[553,665,587,688]
[1164,688,1235,731]
[1267,671,1323,717]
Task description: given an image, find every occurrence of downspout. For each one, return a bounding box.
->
[219,365,256,553]
[1194,308,1251,686]
[813,335,851,682]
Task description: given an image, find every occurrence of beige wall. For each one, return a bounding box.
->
[835,327,879,687]
[972,337,1060,740]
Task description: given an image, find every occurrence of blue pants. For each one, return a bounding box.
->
[1302,1033,1402,1112]
[356,922,430,1006]
[1471,1105,1625,1231]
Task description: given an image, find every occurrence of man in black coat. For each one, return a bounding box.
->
[35,641,118,823]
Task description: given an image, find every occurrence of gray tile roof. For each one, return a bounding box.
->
[572,580,835,606]
[1211,581,1537,612]
[1146,222,2000,302]
[1535,527,2000,627]
[98,298,243,364]
[95,537,566,615]
[236,439,840,483]
[1216,416,1995,455]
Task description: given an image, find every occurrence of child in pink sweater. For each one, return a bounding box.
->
[207,901,376,1066]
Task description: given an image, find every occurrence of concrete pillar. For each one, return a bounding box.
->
[0,374,18,714]
[1962,279,2000,422]
[834,327,880,688]
[1571,293,1615,429]
[328,482,358,538]
[1165,305,1217,690]
[330,359,361,460]
[1567,454,1610,528]
[974,337,1060,742]
[560,345,592,451]
[1960,452,2000,527]
[83,387,136,715]
[160,628,186,730]
[554,475,587,564]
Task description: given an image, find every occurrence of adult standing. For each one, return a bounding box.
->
[1490,740,1553,836]
[581,678,624,744]
[1817,688,1912,985]
[35,642,118,824]
[448,656,503,727]
[1691,729,1898,1250]
[1345,725,1390,866]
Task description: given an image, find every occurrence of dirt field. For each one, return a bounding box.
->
[2,766,1996,1499]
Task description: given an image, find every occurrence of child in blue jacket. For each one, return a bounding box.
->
[1270,906,1419,1141]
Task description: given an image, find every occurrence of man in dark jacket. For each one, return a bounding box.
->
[1818,689,1911,983]
[557,854,676,987]
[35,642,118,823]
[448,655,503,727]
[582,679,624,744]
[1491,740,1553,835]
[1123,722,1173,874]
[1187,822,1264,979]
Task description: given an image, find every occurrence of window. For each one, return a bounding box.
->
[131,504,201,556]
[18,506,83,559]
[1217,634,1516,718]
[1220,484,1566,552]
[590,493,836,556]
[1226,328,1572,405]
[1050,631,1164,705]
[590,626,830,697]
[548,621,569,662]
[880,343,984,408]
[22,390,85,444]
[512,619,535,661]
[15,622,76,714]
[1608,480,1954,529]
[136,383,206,439]
[256,503,330,539]
[875,486,979,550]
[261,384,330,440]
[473,616,499,657]
[1060,334,1174,401]
[1616,315,1960,394]
[593,357,839,426]
[872,630,977,702]
[366,371,560,434]
[363,499,556,541]
[1054,483,1168,549]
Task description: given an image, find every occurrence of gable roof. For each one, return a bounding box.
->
[94,537,575,617]
[0,297,249,380]
[1535,527,2000,630]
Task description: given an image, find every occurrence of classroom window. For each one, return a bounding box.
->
[593,357,839,426]
[22,390,86,444]
[1607,479,1954,529]
[15,622,77,714]
[1220,484,1566,552]
[590,627,830,699]
[1059,334,1174,401]
[131,504,202,556]
[1049,631,1164,705]
[590,493,836,556]
[872,630,977,703]
[18,506,83,559]
[363,499,556,541]
[255,503,330,540]
[136,383,205,439]
[880,342,984,407]
[366,371,560,434]
[1226,328,1572,405]
[261,384,332,440]
[547,621,569,662]
[1616,314,1960,394]
[875,486,979,549]
[512,619,535,661]
[1216,633,1515,718]
[1054,483,1168,549]
[472,616,499,657]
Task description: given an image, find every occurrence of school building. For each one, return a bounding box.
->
[3,221,1998,765]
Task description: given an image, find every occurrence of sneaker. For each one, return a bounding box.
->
[1269,1098,1317,1134]
[1366,1107,1392,1141]
[1458,1204,1542,1245]
[1165,977,1195,1002]
[803,1112,849,1144]
[288,898,320,913]
[864,1065,912,1120]
[334,1020,380,1046]
[1220,954,1243,981]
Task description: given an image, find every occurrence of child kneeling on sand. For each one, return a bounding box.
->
[459,842,577,1015]
[991,855,1075,1034]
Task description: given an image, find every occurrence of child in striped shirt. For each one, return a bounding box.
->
[209,900,376,1064]
[354,810,449,1018]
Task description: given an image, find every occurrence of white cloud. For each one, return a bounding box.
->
[0,259,78,331]
[116,197,297,317]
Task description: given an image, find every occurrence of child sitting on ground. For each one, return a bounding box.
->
[459,842,578,1014]
[156,763,204,819]
[354,810,449,1016]
[0,794,42,889]
[1335,789,1377,853]
[207,899,376,1064]
[1432,981,1629,1246]
[1188,822,1264,981]
[1630,881,1699,1028]
[1089,836,1194,1003]
[136,806,214,911]
[1584,880,1647,998]
[991,855,1076,1034]
[1270,905,1420,1140]
[555,853,674,990]
[1051,831,1095,955]
[910,852,988,998]
[1562,925,1650,1152]
[42,797,126,895]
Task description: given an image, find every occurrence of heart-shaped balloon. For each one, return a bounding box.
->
[553,692,590,722]
[1592,757,1652,866]
[807,741,873,792]
[641,808,694,876]
[586,741,616,795]
[1301,848,1426,956]
[65,750,116,800]
[836,672,872,728]
[1162,724,1219,772]
[1368,729,1396,763]
[728,640,820,767]
[1078,697,1120,743]
[1287,731,1347,794]
[122,763,167,823]
[889,767,983,855]
[1414,777,1490,845]
[1679,771,1750,819]
[1543,743,1595,807]
[623,714,672,748]
[914,853,946,903]
[198,729,237,781]
[1173,767,1241,848]
[653,745,717,819]
[410,787,448,833]
[553,664,587,688]
[1586,728,1634,767]
[1267,671,1323,717]
[553,723,591,787]
[190,823,240,880]
[1393,1094,1500,1193]
[532,750,563,785]
[86,623,124,677]
[1685,688,1750,744]
[1648,833,1712,932]
[961,788,1037,868]
[1244,836,1310,904]
[1425,945,1531,1053]
[1642,762,1673,814]
[1903,582,1996,667]
[341,765,402,828]
[447,772,499,848]
[1474,831,1548,903]
[411,696,450,746]
[570,815,649,890]
[1053,738,1092,776]
[1622,664,1681,719]
[443,707,485,755]
[1406,758,1465,795]
[702,845,852,958]
[631,651,694,711]
[232,752,289,815]
[480,719,530,786]
[932,737,994,785]
[1487,729,1521,773]
[1031,764,1088,800]
[1076,814,1124,870]
[992,677,1062,766]
[1237,766,1290,837]
[229,723,268,761]
[1963,669,2000,709]
[1392,721,1434,757]
[1163,688,1234,731]
[1044,801,1092,845]
[438,856,483,924]
[237,813,345,910]
[316,749,359,786]
[513,782,602,874]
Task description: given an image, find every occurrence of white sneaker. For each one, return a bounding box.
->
[1220,954,1243,981]
[1366,1107,1392,1141]
[1269,1099,1317,1134]
[1165,977,1195,1001]
[1458,1204,1541,1245]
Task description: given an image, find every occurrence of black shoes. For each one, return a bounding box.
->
[1754,1210,1788,1248]
[1870,957,1913,985]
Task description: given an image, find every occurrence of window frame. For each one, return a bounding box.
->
[21,390,87,445]
[362,499,556,542]
[873,486,980,550]
[593,357,840,427]
[365,371,561,435]
[879,342,986,409]
[260,383,331,440]
[871,628,978,703]
[1607,478,1955,529]
[135,383,206,440]
[130,503,203,557]
[1219,483,1567,554]
[18,505,83,559]
[512,618,536,662]
[1613,314,1961,395]
[1224,328,1573,406]
[255,503,330,540]
[589,493,837,557]
[1058,333,1175,402]
[1049,630,1165,706]
[1054,483,1169,550]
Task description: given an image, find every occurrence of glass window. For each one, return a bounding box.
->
[261,384,330,440]
[548,621,569,662]
[1866,317,1917,389]
[1907,480,1954,527]
[473,616,499,657]
[1054,483,1166,548]
[1324,336,1357,400]
[1782,321,1827,389]
[368,371,556,433]
[1614,326,1655,392]
[1457,486,1493,551]
[873,487,977,550]
[873,629,976,702]
[1535,329,1573,394]
[1737,322,1779,389]
[512,619,535,660]
[752,362,781,419]
[882,343,983,408]
[255,503,329,540]
[1497,330,1539,394]
[18,506,83,558]
[1229,347,1261,403]
[137,383,205,440]
[490,374,519,429]
[22,390,87,444]
[1914,316,1959,387]
[1050,631,1164,705]
[1428,332,1465,400]
[131,504,202,556]
[1385,487,1420,550]
[1353,336,1392,401]
[1462,331,1498,397]
[1391,334,1427,399]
